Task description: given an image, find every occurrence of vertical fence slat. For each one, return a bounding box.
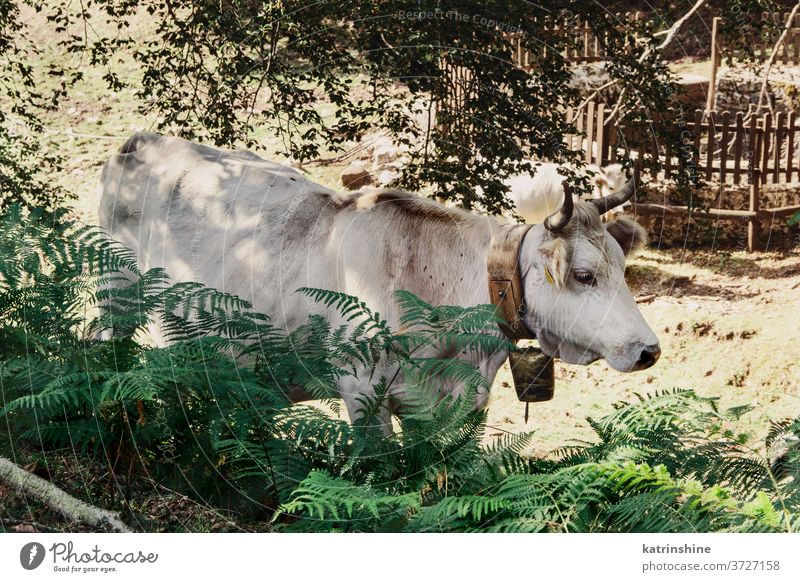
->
[720,111,730,183]
[596,104,606,166]
[733,112,744,184]
[593,24,600,59]
[572,17,577,59]
[585,101,595,163]
[787,111,796,182]
[774,111,785,183]
[748,169,760,252]
[761,112,772,184]
[706,110,716,181]
[584,18,591,60]
[749,113,759,183]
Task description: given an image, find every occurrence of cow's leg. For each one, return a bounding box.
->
[416,349,509,410]
[92,266,139,341]
[339,374,394,436]
[472,348,510,409]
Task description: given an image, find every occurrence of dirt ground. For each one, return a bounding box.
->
[487,246,800,456]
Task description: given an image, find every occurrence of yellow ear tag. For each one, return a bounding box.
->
[544,267,555,286]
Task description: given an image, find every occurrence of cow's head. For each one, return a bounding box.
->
[519,169,660,372]
[591,163,626,197]
[590,163,632,220]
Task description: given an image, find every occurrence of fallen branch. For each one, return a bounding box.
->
[0,456,131,533]
[754,1,800,116]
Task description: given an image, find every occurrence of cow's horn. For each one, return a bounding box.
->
[590,165,640,215]
[543,181,574,232]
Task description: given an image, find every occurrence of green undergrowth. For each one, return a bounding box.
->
[0,204,798,532]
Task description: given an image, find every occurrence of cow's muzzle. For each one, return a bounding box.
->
[629,343,661,371]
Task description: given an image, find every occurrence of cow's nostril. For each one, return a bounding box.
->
[637,344,661,369]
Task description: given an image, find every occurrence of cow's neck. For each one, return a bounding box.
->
[487,223,535,340]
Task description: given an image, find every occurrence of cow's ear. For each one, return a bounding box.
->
[605,215,647,256]
[538,238,568,289]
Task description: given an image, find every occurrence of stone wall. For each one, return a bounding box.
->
[635,181,800,249]
[714,64,800,114]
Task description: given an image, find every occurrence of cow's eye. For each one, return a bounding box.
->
[573,270,596,286]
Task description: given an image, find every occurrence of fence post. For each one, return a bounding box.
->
[707,17,721,112]
[748,168,760,252]
[586,101,595,163]
[596,103,606,165]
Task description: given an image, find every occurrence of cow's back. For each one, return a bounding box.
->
[98,133,341,328]
[98,132,322,251]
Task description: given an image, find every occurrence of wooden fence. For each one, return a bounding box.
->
[437,13,641,134]
[570,105,800,183]
[510,11,644,69]
[436,90,800,249]
[438,11,650,135]
[567,102,800,251]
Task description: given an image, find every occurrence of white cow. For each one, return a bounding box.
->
[504,162,628,224]
[98,133,659,431]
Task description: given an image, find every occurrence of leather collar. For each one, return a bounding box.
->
[487,224,535,340]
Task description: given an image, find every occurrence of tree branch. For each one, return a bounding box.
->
[654,0,708,53]
[602,0,707,125]
[754,1,800,116]
[0,456,131,532]
[574,80,618,115]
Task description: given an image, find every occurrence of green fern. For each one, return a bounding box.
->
[2,203,800,533]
